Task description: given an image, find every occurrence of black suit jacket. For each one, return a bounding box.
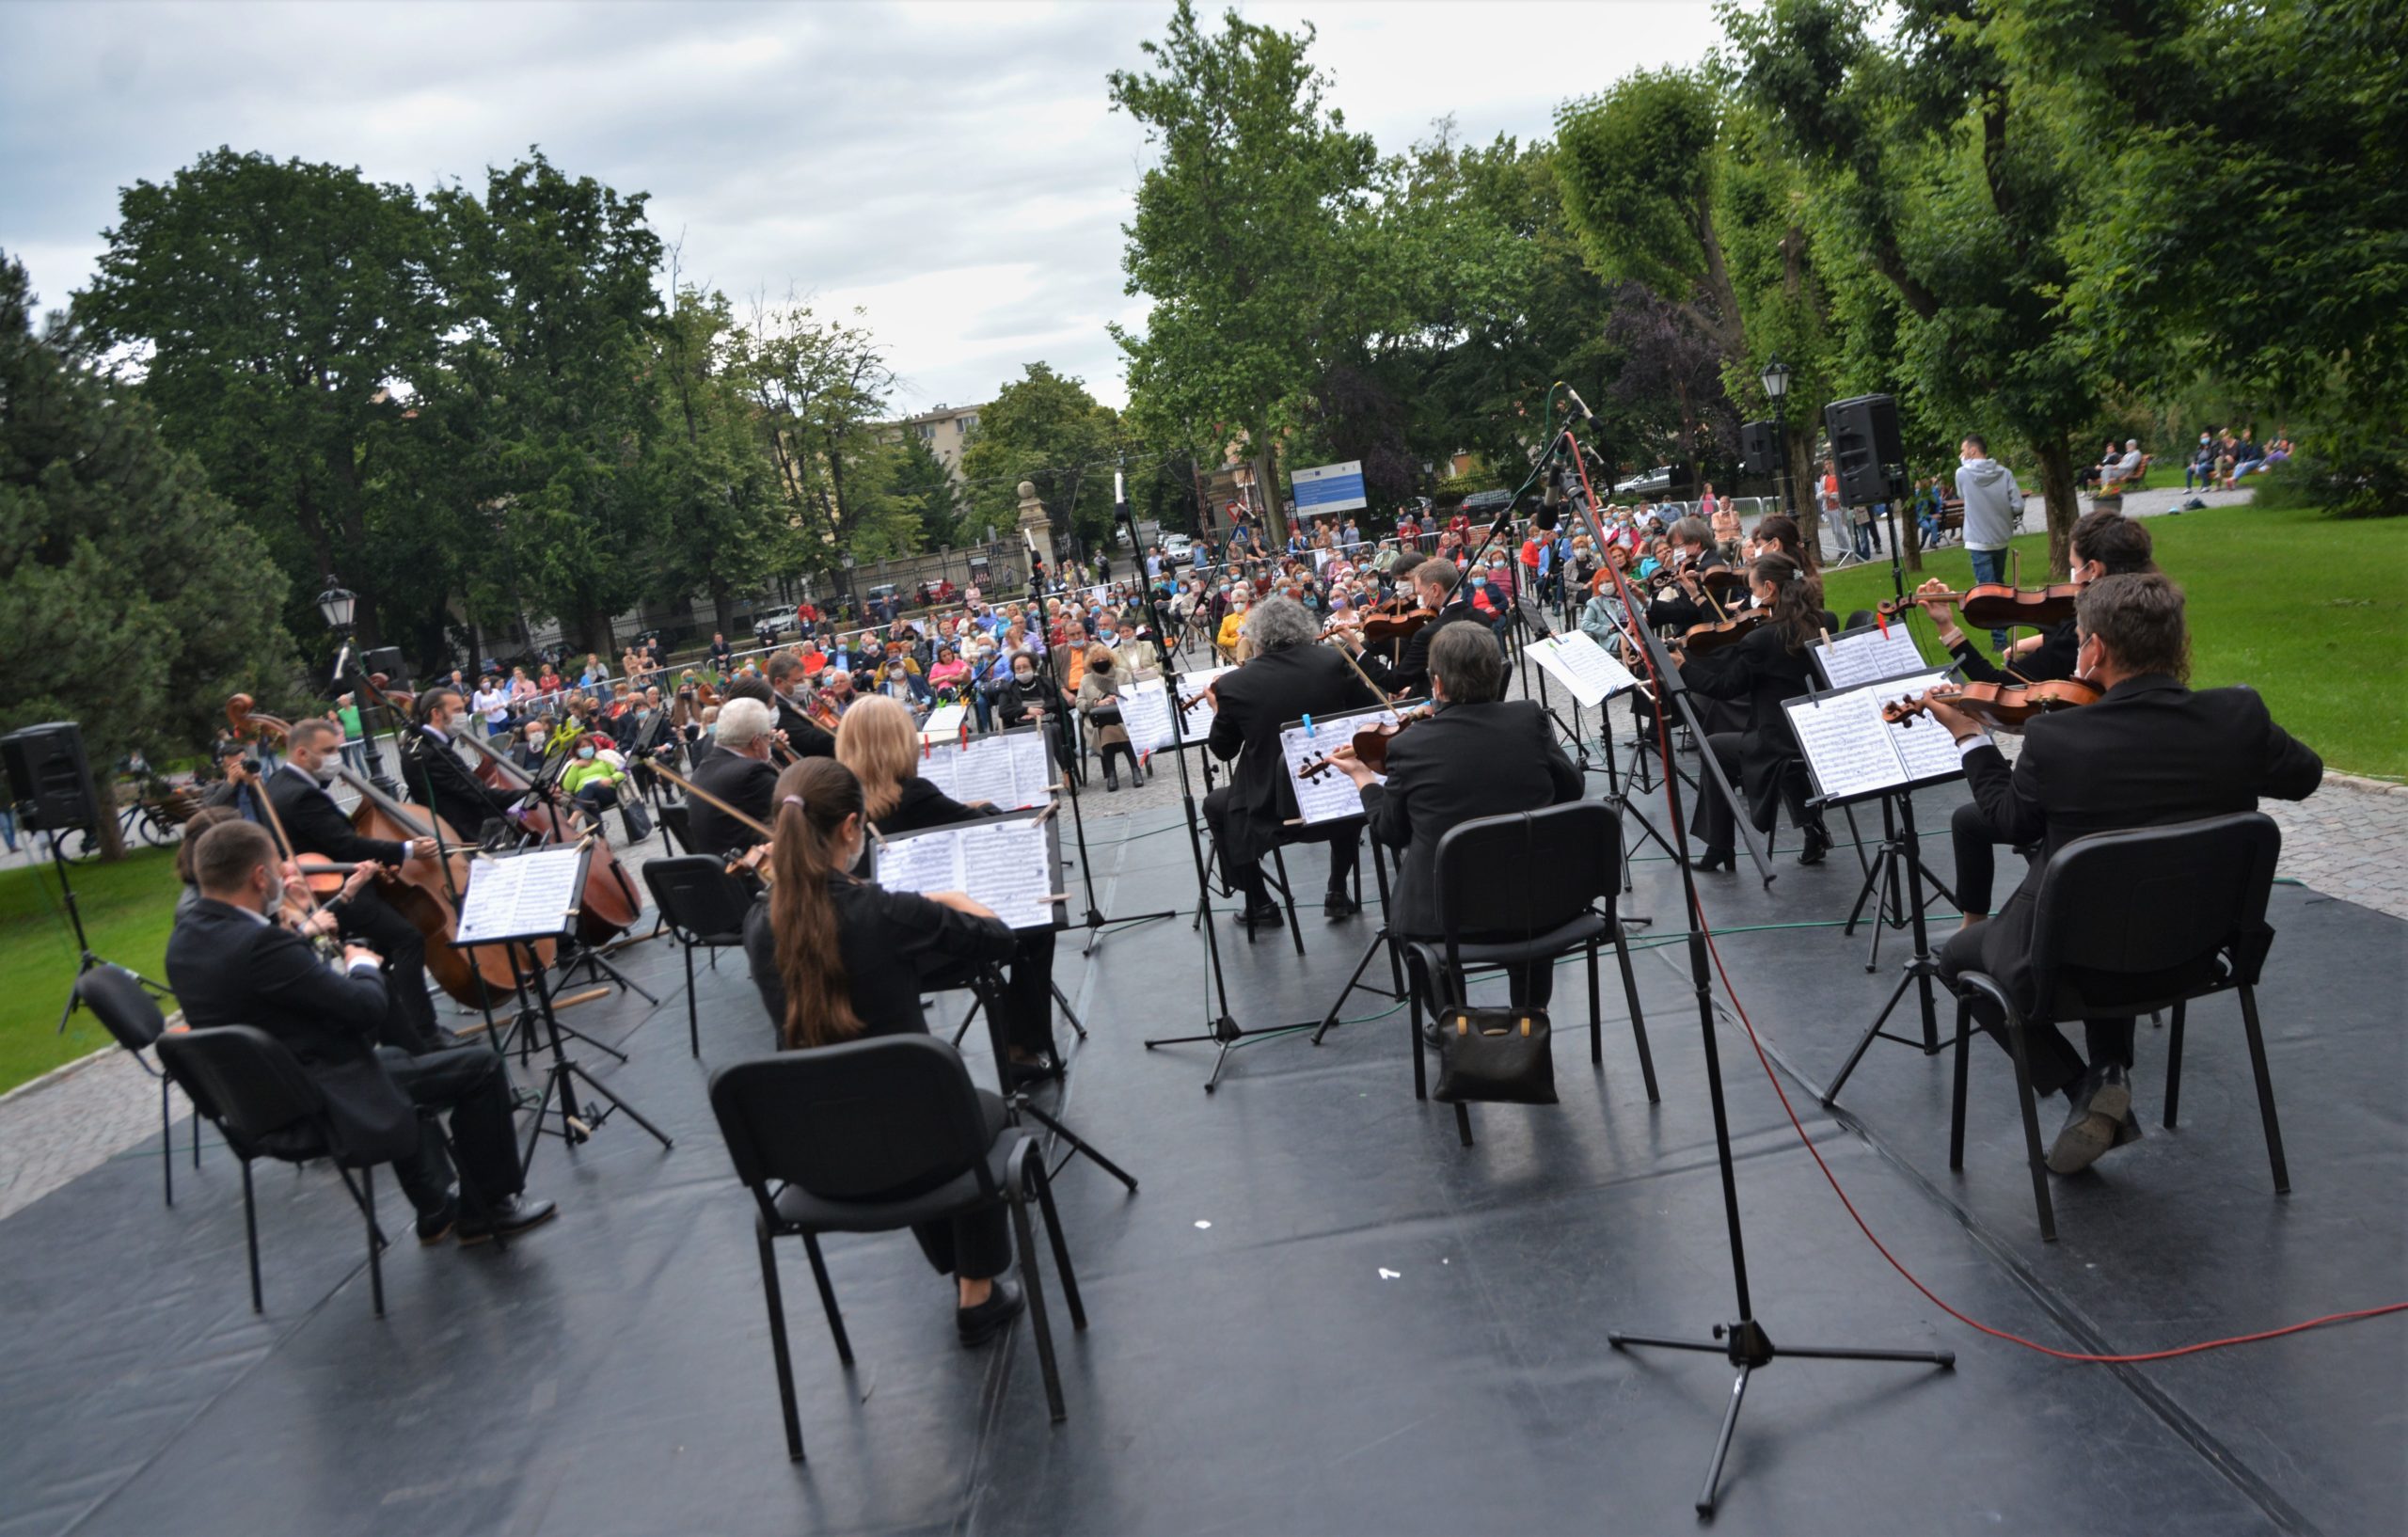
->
[773,696,838,759]
[1355,595,1482,699]
[1645,551,1732,633]
[689,749,779,858]
[1208,644,1384,863]
[1960,674,2321,1008]
[743,875,1017,1039]
[266,765,404,866]
[1358,700,1582,936]
[396,727,517,844]
[166,898,417,1157]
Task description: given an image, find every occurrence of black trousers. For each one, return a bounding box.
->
[1937,918,2133,1099]
[1690,735,1819,856]
[1951,800,2000,916]
[340,884,443,1054]
[1097,740,1142,783]
[878,1089,1013,1282]
[375,1044,526,1216]
[1202,786,1360,901]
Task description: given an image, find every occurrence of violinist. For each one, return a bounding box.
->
[837,698,1063,1082]
[1745,513,1816,576]
[688,698,781,860]
[1928,573,2321,1176]
[1330,558,1481,702]
[1919,511,2157,930]
[1674,553,1835,870]
[766,654,838,759]
[1205,596,1385,927]
[267,718,452,1054]
[1644,518,1731,634]
[397,688,524,849]
[1328,625,1581,1006]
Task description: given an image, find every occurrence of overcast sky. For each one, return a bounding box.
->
[0,0,1721,412]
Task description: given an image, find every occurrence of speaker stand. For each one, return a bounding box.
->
[49,837,171,1034]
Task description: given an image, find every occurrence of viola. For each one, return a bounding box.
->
[1676,610,1769,657]
[1879,582,2081,630]
[1297,706,1436,781]
[1880,678,2101,729]
[452,729,643,945]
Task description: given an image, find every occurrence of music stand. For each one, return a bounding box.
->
[454,843,673,1170]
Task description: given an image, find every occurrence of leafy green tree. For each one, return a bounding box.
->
[73,148,443,649]
[1109,0,1379,546]
[733,300,895,578]
[2,255,302,859]
[878,432,961,550]
[958,363,1121,552]
[645,284,786,634]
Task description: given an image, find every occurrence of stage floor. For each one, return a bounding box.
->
[4,773,2402,1537]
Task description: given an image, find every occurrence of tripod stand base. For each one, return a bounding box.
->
[1144,1016,1315,1093]
[1609,1319,1954,1515]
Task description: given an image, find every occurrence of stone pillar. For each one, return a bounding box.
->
[1015,479,1053,588]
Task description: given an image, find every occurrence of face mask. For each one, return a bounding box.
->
[1094,658,1112,673]
[1014,671,1034,684]
[1470,577,1487,588]
[261,874,285,918]
[578,747,595,760]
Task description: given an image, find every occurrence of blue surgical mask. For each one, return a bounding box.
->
[1470,577,1487,588]
[578,746,595,760]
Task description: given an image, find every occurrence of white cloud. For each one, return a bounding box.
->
[0,0,1719,412]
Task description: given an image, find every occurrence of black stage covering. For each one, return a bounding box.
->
[4,780,2402,1536]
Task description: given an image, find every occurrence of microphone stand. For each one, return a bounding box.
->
[1564,438,1954,1517]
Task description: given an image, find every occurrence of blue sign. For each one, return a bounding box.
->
[1291,459,1367,515]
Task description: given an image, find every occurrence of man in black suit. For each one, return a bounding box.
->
[1643,516,1731,634]
[166,820,555,1244]
[1334,623,1582,1005]
[266,718,450,1054]
[1930,573,2322,1174]
[1203,595,1384,925]
[395,688,523,848]
[688,696,780,859]
[766,654,838,758]
[1331,558,1483,701]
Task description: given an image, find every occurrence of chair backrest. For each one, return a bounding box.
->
[1433,800,1623,944]
[657,800,692,855]
[643,854,754,940]
[709,1036,995,1207]
[75,965,167,1054]
[155,1025,328,1152]
[2028,813,2281,997]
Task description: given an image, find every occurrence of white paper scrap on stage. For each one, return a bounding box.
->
[1277,705,1399,826]
[1528,632,1640,707]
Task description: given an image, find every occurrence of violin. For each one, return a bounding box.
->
[1879,678,2101,729]
[1879,582,2081,630]
[1297,706,1436,780]
[1675,610,1769,657]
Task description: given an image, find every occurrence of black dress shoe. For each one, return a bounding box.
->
[1323,893,1361,920]
[1104,773,1119,791]
[1798,824,1832,866]
[958,1277,1025,1347]
[458,1193,559,1245]
[1695,848,1735,873]
[415,1196,459,1245]
[1006,1054,1063,1089]
[1236,901,1283,928]
[2046,1064,2132,1175]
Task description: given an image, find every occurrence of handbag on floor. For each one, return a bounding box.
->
[619,798,654,844]
[1432,1005,1557,1105]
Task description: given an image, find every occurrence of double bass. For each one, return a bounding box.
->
[452,728,643,945]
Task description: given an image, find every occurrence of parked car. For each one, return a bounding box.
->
[1162,531,1195,566]
[1615,466,1676,498]
[754,605,799,641]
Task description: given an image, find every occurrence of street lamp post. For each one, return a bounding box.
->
[1759,355,1794,520]
[315,576,395,793]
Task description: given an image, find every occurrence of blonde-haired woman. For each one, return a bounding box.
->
[834,697,1062,1082]
[1076,642,1144,790]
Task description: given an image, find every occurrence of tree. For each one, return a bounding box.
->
[1109,0,1379,546]
[2,254,302,860]
[958,363,1121,553]
[877,432,961,550]
[73,148,443,649]
[733,299,894,578]
[645,283,786,635]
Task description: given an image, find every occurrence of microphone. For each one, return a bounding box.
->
[1535,466,1565,531]
[1562,386,1595,424]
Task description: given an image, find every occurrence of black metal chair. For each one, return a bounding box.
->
[74,965,198,1206]
[643,855,756,1056]
[154,1025,425,1316]
[1947,813,2289,1241]
[709,1037,1085,1462]
[1403,800,1660,1147]
[656,799,693,856]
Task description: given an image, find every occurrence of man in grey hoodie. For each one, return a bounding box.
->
[1955,435,2025,649]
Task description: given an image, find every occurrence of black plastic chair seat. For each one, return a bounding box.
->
[1416,912,1607,970]
[2041,955,2227,1022]
[690,927,747,948]
[772,1133,1033,1232]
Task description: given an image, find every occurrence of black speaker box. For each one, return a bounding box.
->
[361,645,407,680]
[1740,420,1780,479]
[1824,394,1908,507]
[2,721,100,833]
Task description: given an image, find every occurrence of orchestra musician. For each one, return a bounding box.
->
[766,653,838,758]
[396,688,524,849]
[740,756,1032,1345]
[1674,552,1836,870]
[1204,595,1385,926]
[687,697,780,860]
[1644,517,1731,634]
[1329,558,1482,702]
[166,820,557,1245]
[1927,572,2321,1174]
[1328,625,1582,1006]
[1920,511,2156,929]
[265,718,453,1054]
[837,697,1063,1082]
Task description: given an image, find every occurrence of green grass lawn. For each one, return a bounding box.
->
[1819,501,2408,780]
[0,847,182,1094]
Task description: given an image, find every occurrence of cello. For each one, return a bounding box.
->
[452,728,643,944]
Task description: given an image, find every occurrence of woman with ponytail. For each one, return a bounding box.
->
[740,755,1031,1344]
[1674,552,1837,871]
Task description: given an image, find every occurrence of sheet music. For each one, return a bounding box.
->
[1277,705,1399,826]
[873,815,1057,931]
[1782,669,1963,805]
[1876,671,1971,782]
[1811,621,1930,691]
[1171,665,1235,746]
[1527,632,1639,708]
[918,729,1052,810]
[455,847,585,944]
[918,702,970,742]
[1117,677,1178,753]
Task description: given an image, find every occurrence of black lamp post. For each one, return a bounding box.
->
[316,576,393,790]
[1760,355,1794,519]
